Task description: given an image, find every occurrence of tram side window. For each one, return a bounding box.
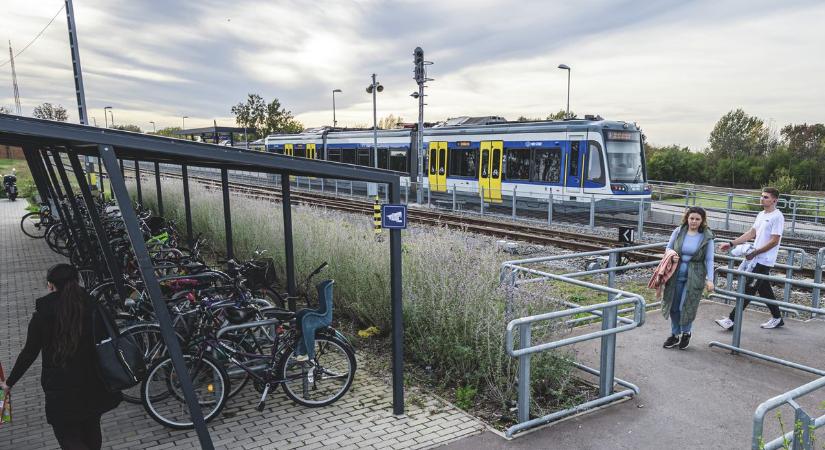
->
[569,142,579,176]
[294,147,307,158]
[341,148,357,165]
[532,148,562,183]
[389,149,408,172]
[327,148,342,162]
[378,148,389,169]
[449,149,479,177]
[504,148,531,181]
[586,142,605,184]
[357,149,371,167]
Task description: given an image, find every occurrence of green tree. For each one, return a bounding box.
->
[32,103,69,121]
[112,124,142,133]
[154,126,181,138]
[378,114,403,129]
[547,109,577,120]
[708,109,770,187]
[231,94,303,137]
[780,123,825,189]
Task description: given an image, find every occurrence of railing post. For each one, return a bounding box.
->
[517,323,531,424]
[427,185,431,208]
[637,198,644,239]
[816,198,821,225]
[684,188,690,208]
[589,194,596,230]
[791,403,814,450]
[334,179,338,196]
[732,273,746,354]
[452,186,456,211]
[726,193,733,231]
[547,191,553,225]
[480,187,484,215]
[599,253,618,397]
[405,184,409,204]
[784,250,796,306]
[791,200,798,233]
[512,186,517,219]
[814,250,823,318]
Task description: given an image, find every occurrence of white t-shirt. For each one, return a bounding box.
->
[752,209,784,267]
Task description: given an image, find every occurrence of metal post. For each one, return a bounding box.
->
[548,191,553,224]
[599,252,618,397]
[726,193,733,231]
[181,164,193,246]
[512,186,517,219]
[405,184,409,204]
[726,257,735,298]
[98,145,214,450]
[814,251,823,318]
[220,168,233,260]
[388,180,405,415]
[427,185,431,207]
[39,151,67,221]
[784,251,795,306]
[479,187,484,215]
[22,146,51,202]
[45,151,83,258]
[281,172,297,311]
[589,194,596,230]
[732,273,746,353]
[791,200,797,233]
[134,160,142,205]
[53,151,95,260]
[791,405,813,450]
[334,179,338,196]
[452,186,456,211]
[637,198,644,239]
[154,161,163,216]
[517,323,531,424]
[684,189,690,208]
[816,199,821,225]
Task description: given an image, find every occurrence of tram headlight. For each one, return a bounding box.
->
[611,184,626,192]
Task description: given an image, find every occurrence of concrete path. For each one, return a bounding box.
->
[443,301,825,449]
[0,198,484,449]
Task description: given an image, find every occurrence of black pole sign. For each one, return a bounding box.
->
[619,226,635,244]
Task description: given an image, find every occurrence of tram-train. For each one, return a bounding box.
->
[264,116,651,210]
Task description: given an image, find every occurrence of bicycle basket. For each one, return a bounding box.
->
[245,258,279,287]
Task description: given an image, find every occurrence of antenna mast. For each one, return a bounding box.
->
[9,41,22,115]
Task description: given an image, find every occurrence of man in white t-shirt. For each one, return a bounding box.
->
[715,187,785,330]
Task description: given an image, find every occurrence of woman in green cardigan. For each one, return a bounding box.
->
[662,207,715,350]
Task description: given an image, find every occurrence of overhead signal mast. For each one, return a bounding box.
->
[8,41,22,115]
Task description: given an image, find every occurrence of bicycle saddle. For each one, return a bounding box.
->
[225,306,257,325]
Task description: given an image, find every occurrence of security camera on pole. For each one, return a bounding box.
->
[411,47,433,204]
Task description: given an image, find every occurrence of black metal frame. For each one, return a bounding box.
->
[1,114,408,448]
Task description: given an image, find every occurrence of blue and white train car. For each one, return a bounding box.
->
[264,117,651,210]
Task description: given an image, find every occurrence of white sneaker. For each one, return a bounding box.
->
[715,318,734,330]
[293,353,309,362]
[760,318,785,329]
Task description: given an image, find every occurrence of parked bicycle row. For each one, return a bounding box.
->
[18,194,356,429]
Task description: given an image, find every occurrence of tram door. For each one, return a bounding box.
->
[307,143,316,159]
[479,141,503,203]
[563,137,585,196]
[284,144,294,156]
[428,142,448,192]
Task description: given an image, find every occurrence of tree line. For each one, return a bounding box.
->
[646,108,825,193]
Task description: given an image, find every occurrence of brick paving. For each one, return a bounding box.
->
[0,199,485,449]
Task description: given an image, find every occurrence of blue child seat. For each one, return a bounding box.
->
[295,279,334,360]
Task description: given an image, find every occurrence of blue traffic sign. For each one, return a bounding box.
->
[381,204,407,229]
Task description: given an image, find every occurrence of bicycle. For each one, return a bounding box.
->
[20,203,56,239]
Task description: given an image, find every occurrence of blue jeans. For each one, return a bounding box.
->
[670,262,693,335]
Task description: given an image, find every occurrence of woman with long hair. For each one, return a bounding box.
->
[661,207,716,350]
[0,264,121,450]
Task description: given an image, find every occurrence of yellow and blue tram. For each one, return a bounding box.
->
[264,117,651,209]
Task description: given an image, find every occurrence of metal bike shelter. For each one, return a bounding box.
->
[0,114,407,450]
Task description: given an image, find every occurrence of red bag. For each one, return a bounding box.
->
[0,362,11,424]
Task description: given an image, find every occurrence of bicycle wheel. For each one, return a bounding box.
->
[277,335,356,407]
[120,324,175,404]
[142,353,229,430]
[254,287,286,309]
[20,212,47,239]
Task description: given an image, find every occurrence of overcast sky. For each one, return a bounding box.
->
[1,0,823,149]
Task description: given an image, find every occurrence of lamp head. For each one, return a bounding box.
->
[333,89,342,93]
[410,92,420,99]
[376,84,384,93]
[558,64,570,70]
[366,85,373,94]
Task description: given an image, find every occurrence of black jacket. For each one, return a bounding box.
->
[6,291,122,425]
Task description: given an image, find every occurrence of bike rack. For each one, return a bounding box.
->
[752,376,825,450]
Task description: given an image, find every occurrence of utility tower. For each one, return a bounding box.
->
[8,41,22,115]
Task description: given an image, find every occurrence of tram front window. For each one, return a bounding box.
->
[604,131,645,183]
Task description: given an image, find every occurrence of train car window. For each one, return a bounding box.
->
[342,148,357,165]
[429,148,437,175]
[532,148,562,183]
[586,142,605,184]
[357,149,371,167]
[438,148,447,175]
[491,148,501,179]
[480,151,489,178]
[327,148,342,162]
[272,147,285,155]
[294,147,307,158]
[378,148,389,169]
[504,148,531,181]
[449,149,478,177]
[389,149,408,172]
[569,142,579,176]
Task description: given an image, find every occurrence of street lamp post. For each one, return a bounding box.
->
[558,64,571,119]
[103,106,112,128]
[332,89,342,128]
[366,74,383,168]
[150,121,156,133]
[182,116,188,130]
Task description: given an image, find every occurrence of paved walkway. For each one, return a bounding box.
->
[444,301,825,449]
[0,199,484,449]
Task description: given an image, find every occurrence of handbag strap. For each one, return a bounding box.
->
[92,302,119,340]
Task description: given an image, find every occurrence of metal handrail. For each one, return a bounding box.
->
[752,376,825,450]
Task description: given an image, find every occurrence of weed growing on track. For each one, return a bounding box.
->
[130,180,578,417]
